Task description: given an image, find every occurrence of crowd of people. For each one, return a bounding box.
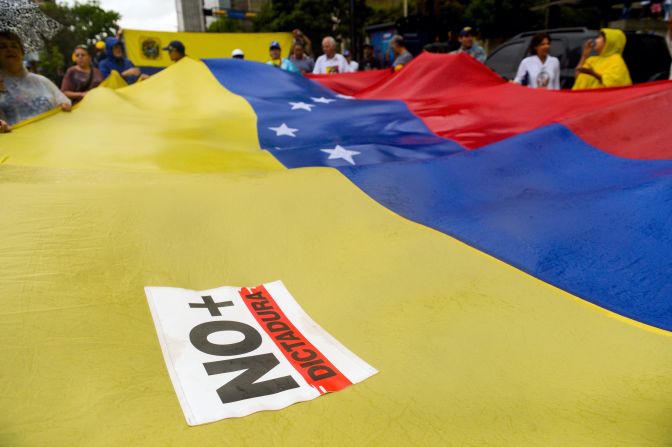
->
[0,22,657,133]
[0,30,152,132]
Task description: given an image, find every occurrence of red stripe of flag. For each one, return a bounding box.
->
[239,285,352,394]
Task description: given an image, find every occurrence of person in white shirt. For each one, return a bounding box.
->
[312,36,350,75]
[513,32,561,90]
[344,49,359,71]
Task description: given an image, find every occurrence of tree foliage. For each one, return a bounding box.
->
[429,0,616,37]
[38,1,120,82]
[35,44,65,83]
[254,0,370,53]
[254,0,612,50]
[471,0,541,36]
[208,17,245,33]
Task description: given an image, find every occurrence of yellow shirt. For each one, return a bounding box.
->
[573,28,632,90]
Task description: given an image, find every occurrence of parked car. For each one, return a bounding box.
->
[485,27,671,88]
[622,30,671,83]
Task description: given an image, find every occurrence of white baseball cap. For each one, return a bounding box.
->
[232,48,244,57]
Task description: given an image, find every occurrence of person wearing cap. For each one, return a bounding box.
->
[266,41,300,73]
[344,49,359,71]
[162,40,185,63]
[232,49,245,60]
[389,35,413,71]
[93,40,107,68]
[451,27,486,63]
[359,43,380,71]
[289,42,314,74]
[313,36,350,74]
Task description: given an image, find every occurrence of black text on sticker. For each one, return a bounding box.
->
[188,295,300,404]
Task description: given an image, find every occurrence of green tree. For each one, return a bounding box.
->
[254,0,371,54]
[36,44,66,82]
[432,0,608,38]
[208,17,244,33]
[462,0,543,37]
[38,1,120,82]
[365,1,416,28]
[553,4,603,29]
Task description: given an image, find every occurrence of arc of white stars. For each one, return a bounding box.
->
[289,101,315,111]
[311,96,336,104]
[269,123,298,137]
[320,145,361,165]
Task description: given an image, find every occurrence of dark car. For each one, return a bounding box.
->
[485,27,671,88]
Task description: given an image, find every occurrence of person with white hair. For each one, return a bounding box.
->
[312,36,350,75]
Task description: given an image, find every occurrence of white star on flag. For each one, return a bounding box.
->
[320,145,361,165]
[269,123,299,137]
[311,97,336,104]
[289,102,315,111]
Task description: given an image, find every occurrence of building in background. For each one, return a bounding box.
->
[203,0,268,30]
[176,0,205,32]
[204,0,229,9]
[205,0,267,10]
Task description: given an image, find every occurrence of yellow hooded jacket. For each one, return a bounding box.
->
[573,28,632,90]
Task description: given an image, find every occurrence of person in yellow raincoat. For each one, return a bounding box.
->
[573,28,632,89]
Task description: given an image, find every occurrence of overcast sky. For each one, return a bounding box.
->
[60,0,178,31]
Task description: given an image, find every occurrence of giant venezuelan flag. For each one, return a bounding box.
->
[1,53,672,446]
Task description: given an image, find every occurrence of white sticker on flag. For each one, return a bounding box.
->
[145,280,377,425]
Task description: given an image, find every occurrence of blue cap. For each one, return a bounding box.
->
[269,40,281,50]
[459,27,475,37]
[162,40,185,54]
